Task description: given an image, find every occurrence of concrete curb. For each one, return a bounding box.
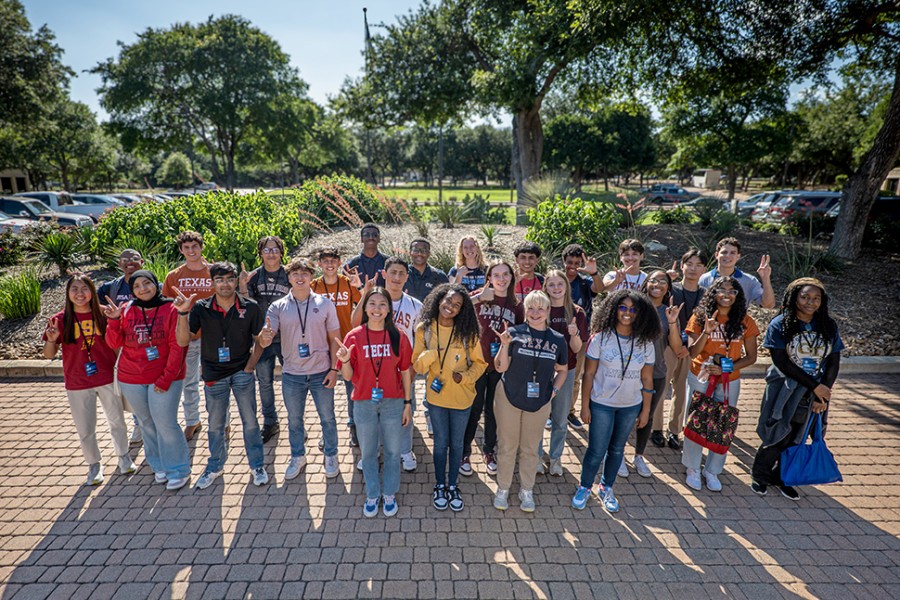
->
[1,356,899,379]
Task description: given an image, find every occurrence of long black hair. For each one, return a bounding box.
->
[590,289,660,344]
[418,284,481,345]
[62,273,107,345]
[694,276,747,343]
[360,287,401,356]
[780,277,837,346]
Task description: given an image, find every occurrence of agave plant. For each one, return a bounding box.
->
[34,231,80,277]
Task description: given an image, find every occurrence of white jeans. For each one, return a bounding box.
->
[66,383,129,465]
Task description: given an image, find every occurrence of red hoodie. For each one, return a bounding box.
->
[106,301,186,391]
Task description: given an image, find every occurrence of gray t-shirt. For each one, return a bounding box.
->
[699,268,763,306]
[586,331,655,408]
[267,291,339,376]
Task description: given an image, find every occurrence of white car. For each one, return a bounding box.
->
[0,211,33,233]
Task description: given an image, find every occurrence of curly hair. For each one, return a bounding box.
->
[779,277,837,347]
[590,289,660,344]
[639,269,672,306]
[694,276,747,343]
[417,284,481,346]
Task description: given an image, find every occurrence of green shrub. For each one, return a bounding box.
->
[691,198,725,227]
[864,214,900,249]
[480,224,499,250]
[20,220,61,250]
[432,199,462,229]
[0,229,25,268]
[35,231,80,277]
[654,206,693,225]
[750,221,782,234]
[785,212,836,239]
[301,175,386,226]
[780,240,844,280]
[526,196,620,258]
[0,267,41,319]
[460,194,509,224]
[144,257,181,283]
[710,210,741,239]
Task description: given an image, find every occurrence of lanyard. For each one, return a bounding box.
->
[516,276,539,296]
[365,326,389,386]
[318,276,342,302]
[139,307,158,347]
[293,293,311,339]
[74,317,95,361]
[217,300,237,347]
[528,326,550,382]
[394,295,407,321]
[614,332,635,378]
[436,322,455,371]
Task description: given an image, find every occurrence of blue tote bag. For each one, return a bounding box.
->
[780,413,843,487]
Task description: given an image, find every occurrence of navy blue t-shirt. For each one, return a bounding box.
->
[764,314,844,376]
[501,324,568,412]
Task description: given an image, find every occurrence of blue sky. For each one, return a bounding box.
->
[22,0,418,119]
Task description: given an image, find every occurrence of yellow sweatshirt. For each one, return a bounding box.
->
[413,322,487,410]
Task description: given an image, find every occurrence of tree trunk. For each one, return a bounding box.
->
[830,60,900,260]
[514,106,543,223]
[289,157,300,186]
[602,166,609,192]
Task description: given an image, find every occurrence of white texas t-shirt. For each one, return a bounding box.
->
[586,331,655,408]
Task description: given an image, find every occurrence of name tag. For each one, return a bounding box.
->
[527,381,540,398]
[85,361,98,376]
[218,347,231,363]
[801,357,818,375]
[490,342,501,357]
[681,331,689,346]
[145,346,160,361]
[719,357,734,373]
[371,387,383,403]
[297,343,310,358]
[430,378,444,393]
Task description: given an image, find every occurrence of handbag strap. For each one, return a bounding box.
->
[799,411,819,443]
[704,375,718,397]
[705,373,732,405]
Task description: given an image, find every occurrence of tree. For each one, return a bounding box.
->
[93,14,306,189]
[255,93,319,186]
[156,152,192,189]
[544,114,606,191]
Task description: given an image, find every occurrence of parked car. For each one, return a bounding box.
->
[17,191,124,221]
[14,191,79,214]
[764,191,841,223]
[749,190,797,222]
[0,211,34,233]
[640,184,700,204]
[70,194,126,221]
[0,197,93,227]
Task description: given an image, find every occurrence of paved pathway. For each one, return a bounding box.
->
[0,374,898,599]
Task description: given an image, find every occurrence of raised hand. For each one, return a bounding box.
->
[239,261,251,290]
[258,317,275,348]
[479,281,495,303]
[578,253,599,276]
[567,318,579,337]
[362,274,376,294]
[666,261,679,281]
[343,265,362,289]
[757,254,772,280]
[456,265,469,278]
[172,287,197,315]
[44,317,61,343]
[704,309,720,335]
[610,268,625,287]
[334,337,355,363]
[665,298,684,324]
[102,295,126,320]
[497,322,512,346]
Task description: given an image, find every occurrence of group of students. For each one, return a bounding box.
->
[43,223,843,516]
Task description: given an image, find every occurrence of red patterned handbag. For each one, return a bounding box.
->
[683,374,740,454]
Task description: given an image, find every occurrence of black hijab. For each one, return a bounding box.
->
[128,270,172,309]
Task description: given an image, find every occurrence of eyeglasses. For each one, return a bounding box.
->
[716,289,739,297]
[647,278,668,285]
[213,277,237,284]
[361,231,379,239]
[262,247,281,255]
[409,246,430,254]
[617,305,637,314]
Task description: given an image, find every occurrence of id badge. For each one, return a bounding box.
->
[297,343,310,358]
[145,346,160,361]
[490,342,501,357]
[526,381,540,398]
[371,387,383,403]
[84,361,98,376]
[430,378,444,393]
[719,357,734,373]
[681,331,689,346]
[217,346,231,363]
[801,357,818,375]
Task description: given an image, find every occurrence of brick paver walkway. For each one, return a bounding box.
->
[0,374,898,599]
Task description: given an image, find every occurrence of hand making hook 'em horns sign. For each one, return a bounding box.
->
[665,297,684,325]
[172,287,197,315]
[704,309,720,335]
[333,337,355,363]
[258,317,275,348]
[496,321,512,346]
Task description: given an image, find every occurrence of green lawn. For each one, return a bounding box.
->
[379,186,516,204]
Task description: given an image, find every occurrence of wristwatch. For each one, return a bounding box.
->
[403,399,412,405]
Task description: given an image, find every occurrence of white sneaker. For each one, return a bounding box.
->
[324,455,340,478]
[686,468,702,491]
[617,457,629,478]
[285,456,307,480]
[195,469,222,490]
[703,470,722,492]
[518,489,536,513]
[536,459,547,475]
[493,488,509,511]
[166,475,190,491]
[401,451,417,472]
[633,455,652,478]
[356,458,364,472]
[544,418,552,430]
[425,413,433,436]
[118,455,137,475]
[86,463,104,486]
[154,472,168,484]
[129,426,142,445]
[549,458,563,477]
[252,467,269,486]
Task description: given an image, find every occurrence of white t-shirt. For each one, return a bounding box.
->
[586,331,655,408]
[392,293,423,344]
[602,270,646,291]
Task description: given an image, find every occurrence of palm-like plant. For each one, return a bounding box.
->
[34,232,80,277]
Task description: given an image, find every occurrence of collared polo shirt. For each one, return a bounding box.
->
[404,264,449,302]
[189,295,264,381]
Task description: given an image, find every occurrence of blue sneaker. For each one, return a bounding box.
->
[572,486,591,510]
[599,484,619,513]
[382,495,398,517]
[363,497,379,518]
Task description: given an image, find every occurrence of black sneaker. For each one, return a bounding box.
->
[750,481,768,496]
[650,430,666,448]
[433,485,449,510]
[447,485,464,512]
[349,424,359,447]
[567,413,584,430]
[261,422,279,444]
[778,485,800,501]
[667,432,682,450]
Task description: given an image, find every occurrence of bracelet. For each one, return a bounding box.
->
[641,387,655,394]
[329,368,338,373]
[177,311,190,316]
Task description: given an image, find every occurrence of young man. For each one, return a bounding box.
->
[404,238,449,303]
[173,262,268,489]
[600,239,648,292]
[344,223,386,287]
[239,236,290,443]
[562,244,603,429]
[513,241,544,301]
[352,256,423,472]
[98,248,145,444]
[312,247,362,446]
[651,248,707,450]
[261,257,342,480]
[698,237,774,308]
[162,231,214,441]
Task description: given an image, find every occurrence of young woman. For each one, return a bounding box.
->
[752,278,843,500]
[448,236,487,293]
[42,274,134,485]
[461,261,524,477]
[336,287,413,518]
[572,290,659,513]
[493,291,568,513]
[629,270,684,478]
[682,276,759,492]
[538,270,589,476]
[412,284,487,511]
[105,270,190,491]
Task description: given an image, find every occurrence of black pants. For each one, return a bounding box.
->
[463,369,502,457]
[634,377,667,454]
[752,405,811,486]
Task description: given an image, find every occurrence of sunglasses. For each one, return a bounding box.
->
[617,305,637,314]
[361,231,380,239]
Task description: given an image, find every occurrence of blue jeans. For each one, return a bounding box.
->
[354,398,404,499]
[579,401,643,490]
[682,371,742,475]
[344,378,355,426]
[181,338,202,426]
[539,370,575,461]
[256,342,283,427]
[400,377,419,455]
[282,371,339,458]
[120,380,190,479]
[429,404,471,487]
[204,370,264,472]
